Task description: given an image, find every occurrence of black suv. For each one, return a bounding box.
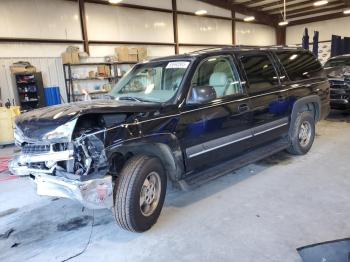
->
[10,46,330,232]
[324,55,350,110]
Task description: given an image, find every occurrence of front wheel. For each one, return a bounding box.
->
[287,111,315,155]
[113,155,167,232]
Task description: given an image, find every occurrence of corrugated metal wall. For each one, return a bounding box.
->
[0,57,67,105]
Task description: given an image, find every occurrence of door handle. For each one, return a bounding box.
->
[238,103,250,113]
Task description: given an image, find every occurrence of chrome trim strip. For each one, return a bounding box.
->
[253,117,289,135]
[254,123,289,136]
[186,117,289,158]
[187,134,253,159]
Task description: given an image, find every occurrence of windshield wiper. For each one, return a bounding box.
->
[103,94,116,100]
[117,96,153,103]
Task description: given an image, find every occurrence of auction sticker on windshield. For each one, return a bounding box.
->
[166,61,190,69]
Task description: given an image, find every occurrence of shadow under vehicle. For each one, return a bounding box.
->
[10,46,330,232]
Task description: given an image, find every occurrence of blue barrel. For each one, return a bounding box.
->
[44,87,61,106]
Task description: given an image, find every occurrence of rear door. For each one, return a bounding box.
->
[237,51,290,146]
[273,50,327,111]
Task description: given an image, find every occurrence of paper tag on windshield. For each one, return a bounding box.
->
[166,61,190,69]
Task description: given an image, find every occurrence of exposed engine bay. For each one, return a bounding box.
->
[9,111,132,209]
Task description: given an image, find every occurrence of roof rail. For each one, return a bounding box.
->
[187,45,304,54]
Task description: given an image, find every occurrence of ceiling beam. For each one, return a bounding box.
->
[287,2,345,15]
[288,4,345,19]
[267,0,343,13]
[288,11,346,25]
[260,0,309,10]
[198,0,277,26]
[237,0,268,6]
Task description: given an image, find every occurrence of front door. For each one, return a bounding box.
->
[237,51,290,146]
[176,55,253,173]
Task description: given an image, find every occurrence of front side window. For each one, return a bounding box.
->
[240,53,278,94]
[110,60,190,103]
[276,51,322,81]
[190,56,243,99]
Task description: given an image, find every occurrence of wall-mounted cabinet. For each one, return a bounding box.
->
[13,72,45,111]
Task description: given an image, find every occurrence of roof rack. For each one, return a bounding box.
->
[188,45,304,54]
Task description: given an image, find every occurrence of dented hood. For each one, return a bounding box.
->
[15,99,161,141]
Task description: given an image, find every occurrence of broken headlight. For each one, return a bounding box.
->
[43,118,78,141]
[14,124,24,146]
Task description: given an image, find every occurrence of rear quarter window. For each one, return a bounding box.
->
[276,51,323,81]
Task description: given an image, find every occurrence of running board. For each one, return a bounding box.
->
[177,138,289,191]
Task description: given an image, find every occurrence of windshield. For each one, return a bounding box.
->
[110,60,190,103]
[324,57,350,68]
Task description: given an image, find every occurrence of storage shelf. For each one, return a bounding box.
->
[21,100,39,103]
[74,90,109,96]
[19,91,38,94]
[69,76,116,81]
[63,61,133,102]
[16,81,36,85]
[14,72,44,111]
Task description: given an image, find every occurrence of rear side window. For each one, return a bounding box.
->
[276,51,322,81]
[239,53,278,94]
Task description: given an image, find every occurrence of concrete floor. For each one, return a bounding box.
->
[1,111,350,262]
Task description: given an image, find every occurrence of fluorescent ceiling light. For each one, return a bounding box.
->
[313,0,328,6]
[109,0,122,4]
[279,20,289,26]
[244,16,255,22]
[195,10,207,15]
[344,9,350,14]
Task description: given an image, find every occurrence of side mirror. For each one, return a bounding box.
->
[187,85,217,105]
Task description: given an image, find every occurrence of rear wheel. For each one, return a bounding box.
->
[113,155,167,232]
[287,111,315,155]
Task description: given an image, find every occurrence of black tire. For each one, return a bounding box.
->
[287,111,315,155]
[113,155,167,232]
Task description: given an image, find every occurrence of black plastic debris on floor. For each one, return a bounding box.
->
[298,238,350,262]
[57,216,93,232]
[0,228,14,239]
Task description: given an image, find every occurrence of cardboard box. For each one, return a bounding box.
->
[115,47,129,62]
[10,66,36,74]
[137,47,148,61]
[115,47,145,62]
[61,52,72,64]
[71,52,80,64]
[128,48,138,62]
[61,52,80,64]
[97,65,111,77]
[88,71,96,78]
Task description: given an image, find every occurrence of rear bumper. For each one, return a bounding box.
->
[32,174,113,209]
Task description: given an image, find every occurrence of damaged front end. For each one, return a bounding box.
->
[326,66,350,110]
[9,117,113,209]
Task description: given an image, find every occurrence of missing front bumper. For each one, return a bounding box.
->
[33,174,113,209]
